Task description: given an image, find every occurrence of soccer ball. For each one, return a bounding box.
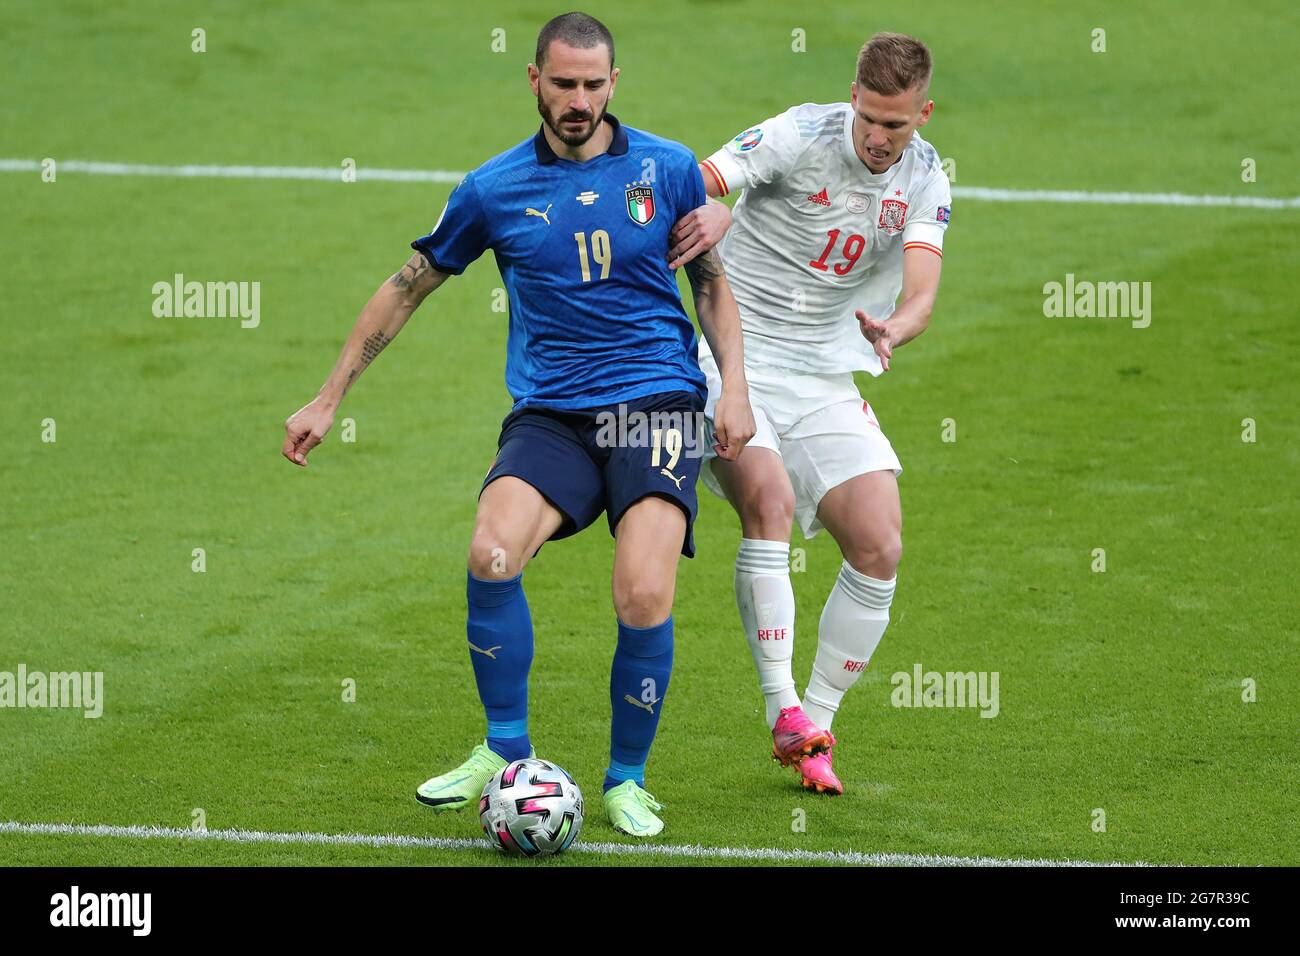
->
[478,758,584,857]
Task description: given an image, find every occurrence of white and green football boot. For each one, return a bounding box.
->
[602,780,664,837]
[415,741,508,812]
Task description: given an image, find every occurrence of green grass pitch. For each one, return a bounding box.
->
[1,0,1297,866]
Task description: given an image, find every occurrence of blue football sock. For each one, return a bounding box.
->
[466,572,533,762]
[605,616,674,792]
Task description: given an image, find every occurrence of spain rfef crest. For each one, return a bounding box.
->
[878,198,907,234]
[625,184,655,226]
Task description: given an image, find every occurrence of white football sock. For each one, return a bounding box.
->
[803,561,895,731]
[735,538,799,729]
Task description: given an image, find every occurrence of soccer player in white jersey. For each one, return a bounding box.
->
[668,33,951,794]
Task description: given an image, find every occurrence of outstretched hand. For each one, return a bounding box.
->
[856,309,894,372]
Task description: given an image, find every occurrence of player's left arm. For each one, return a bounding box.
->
[685,249,755,460]
[856,248,943,372]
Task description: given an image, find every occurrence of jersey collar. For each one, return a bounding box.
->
[533,113,628,164]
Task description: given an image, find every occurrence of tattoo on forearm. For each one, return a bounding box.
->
[342,367,358,396]
[361,330,392,366]
[388,253,431,291]
[684,247,724,289]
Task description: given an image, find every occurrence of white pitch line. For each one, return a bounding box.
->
[952,184,1300,209]
[0,158,460,183]
[1,157,1295,209]
[0,820,1144,867]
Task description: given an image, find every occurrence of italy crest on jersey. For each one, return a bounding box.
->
[625,184,656,226]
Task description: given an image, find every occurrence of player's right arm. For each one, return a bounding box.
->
[700,110,803,197]
[284,171,490,467]
[668,111,803,267]
[281,255,447,467]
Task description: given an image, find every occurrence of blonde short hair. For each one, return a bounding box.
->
[856,32,933,96]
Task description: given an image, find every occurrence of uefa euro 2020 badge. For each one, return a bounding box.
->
[732,127,763,152]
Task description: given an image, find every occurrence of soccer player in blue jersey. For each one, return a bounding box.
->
[282,12,754,838]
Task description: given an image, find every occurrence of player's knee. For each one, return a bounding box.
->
[467,530,523,580]
[738,484,795,539]
[843,530,902,580]
[613,579,673,629]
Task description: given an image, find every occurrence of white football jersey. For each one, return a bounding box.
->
[700,102,951,375]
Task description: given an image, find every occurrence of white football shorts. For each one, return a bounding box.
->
[699,350,902,538]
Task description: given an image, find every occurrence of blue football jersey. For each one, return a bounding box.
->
[412,115,708,410]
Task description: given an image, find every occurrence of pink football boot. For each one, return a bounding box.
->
[771,706,835,767]
[798,748,844,796]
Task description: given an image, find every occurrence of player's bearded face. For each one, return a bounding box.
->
[531,41,617,148]
[537,87,609,146]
